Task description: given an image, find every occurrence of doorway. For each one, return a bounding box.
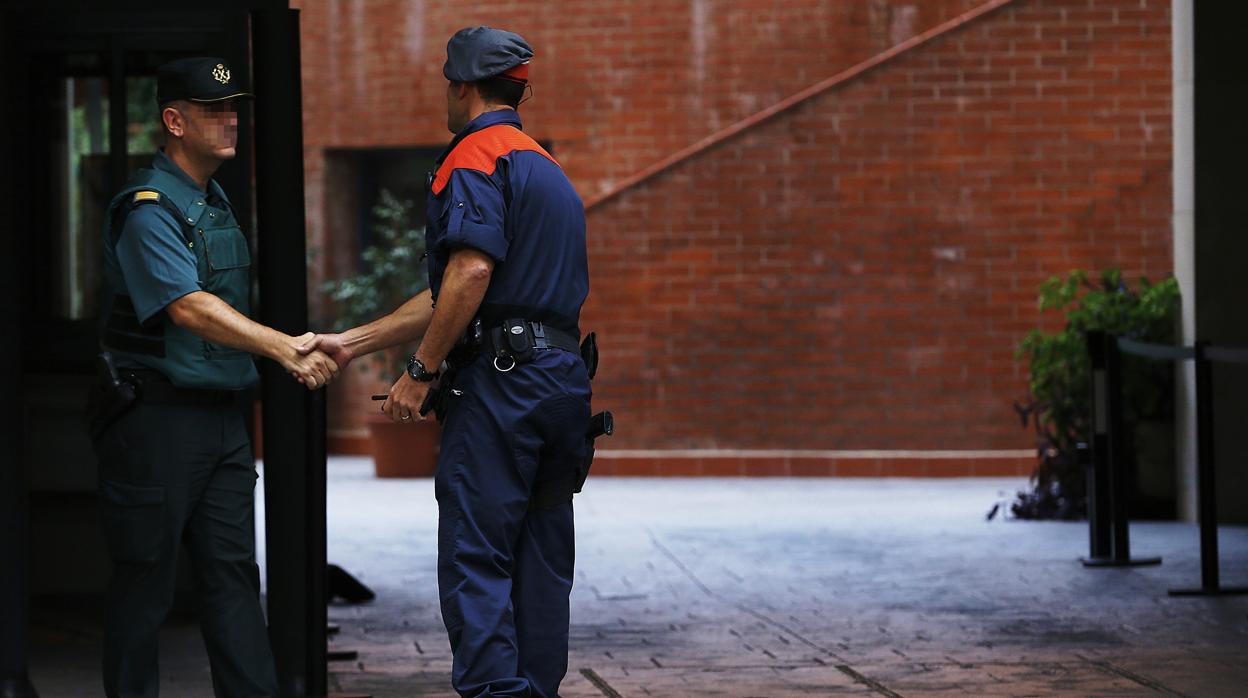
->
[1,3,325,696]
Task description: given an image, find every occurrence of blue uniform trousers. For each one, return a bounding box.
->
[435,350,591,698]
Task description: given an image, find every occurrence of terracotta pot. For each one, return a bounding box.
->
[368,413,441,478]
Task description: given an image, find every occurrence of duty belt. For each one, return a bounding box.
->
[124,368,241,406]
[483,319,581,372]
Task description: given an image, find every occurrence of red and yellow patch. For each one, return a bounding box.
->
[431,125,557,196]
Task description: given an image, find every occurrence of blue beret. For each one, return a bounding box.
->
[443,26,534,83]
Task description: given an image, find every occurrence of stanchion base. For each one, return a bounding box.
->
[1081,556,1162,567]
[1168,586,1248,597]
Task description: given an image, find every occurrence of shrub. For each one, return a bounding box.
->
[1010,269,1180,520]
[319,189,429,379]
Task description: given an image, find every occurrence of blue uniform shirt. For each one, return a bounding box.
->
[425,110,588,336]
[114,150,206,324]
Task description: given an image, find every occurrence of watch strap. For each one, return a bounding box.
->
[407,356,439,382]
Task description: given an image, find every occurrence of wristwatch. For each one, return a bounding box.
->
[407,356,439,382]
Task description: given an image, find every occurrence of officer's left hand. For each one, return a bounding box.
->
[382,372,432,423]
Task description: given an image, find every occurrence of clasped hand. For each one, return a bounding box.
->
[283,332,340,390]
[295,333,431,422]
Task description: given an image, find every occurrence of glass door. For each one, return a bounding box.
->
[26,47,231,371]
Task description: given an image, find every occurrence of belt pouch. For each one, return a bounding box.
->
[85,352,139,440]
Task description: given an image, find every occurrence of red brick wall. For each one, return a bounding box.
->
[291,0,1172,474]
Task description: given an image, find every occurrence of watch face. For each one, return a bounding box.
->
[408,357,435,381]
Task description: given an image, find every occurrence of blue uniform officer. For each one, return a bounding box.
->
[301,27,593,697]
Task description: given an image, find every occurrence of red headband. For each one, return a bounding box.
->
[497,62,530,85]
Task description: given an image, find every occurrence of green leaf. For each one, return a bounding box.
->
[1014,268,1180,519]
[318,188,431,379]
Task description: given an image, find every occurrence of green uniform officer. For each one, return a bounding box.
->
[93,57,339,698]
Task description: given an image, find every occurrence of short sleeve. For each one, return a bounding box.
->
[436,168,509,262]
[115,203,202,324]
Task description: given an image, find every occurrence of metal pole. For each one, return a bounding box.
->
[1077,443,1105,559]
[252,8,328,696]
[1083,333,1160,568]
[1104,333,1131,561]
[1170,342,1246,595]
[1194,341,1218,590]
[1083,333,1112,562]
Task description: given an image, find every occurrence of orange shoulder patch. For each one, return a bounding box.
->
[431,125,558,196]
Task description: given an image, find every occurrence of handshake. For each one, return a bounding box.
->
[278,331,355,391]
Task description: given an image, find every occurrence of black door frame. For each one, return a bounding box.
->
[0,3,326,696]
[12,10,254,373]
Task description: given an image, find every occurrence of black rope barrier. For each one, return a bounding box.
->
[1116,337,1196,361]
[1204,346,1248,364]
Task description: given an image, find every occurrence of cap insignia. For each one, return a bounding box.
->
[212,64,231,85]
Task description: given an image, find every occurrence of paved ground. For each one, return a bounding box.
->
[28,457,1248,697]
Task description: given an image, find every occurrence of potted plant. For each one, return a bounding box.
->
[1009,269,1180,520]
[321,189,439,478]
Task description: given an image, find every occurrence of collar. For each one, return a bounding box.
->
[153,148,209,195]
[438,109,524,165]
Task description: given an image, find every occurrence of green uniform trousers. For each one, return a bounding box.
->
[94,396,278,698]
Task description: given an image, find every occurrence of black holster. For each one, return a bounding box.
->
[528,327,613,511]
[419,362,462,424]
[574,333,607,495]
[436,320,616,510]
[577,410,614,493]
[84,352,139,441]
[529,410,614,512]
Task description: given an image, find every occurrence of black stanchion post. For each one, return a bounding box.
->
[1078,442,1107,560]
[1169,341,1248,596]
[1083,332,1114,564]
[1105,334,1130,561]
[1083,332,1112,563]
[1083,332,1115,564]
[1083,332,1160,568]
[1081,332,1112,563]
[1195,340,1218,589]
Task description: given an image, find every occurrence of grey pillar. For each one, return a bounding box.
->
[1171,0,1196,522]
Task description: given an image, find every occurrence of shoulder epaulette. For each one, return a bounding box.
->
[431,125,557,196]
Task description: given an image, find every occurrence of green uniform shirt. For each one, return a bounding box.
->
[101,150,258,389]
